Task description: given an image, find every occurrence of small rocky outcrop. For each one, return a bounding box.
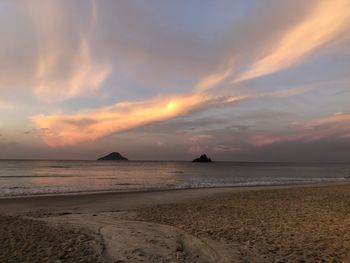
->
[98,152,128,161]
[192,154,212,163]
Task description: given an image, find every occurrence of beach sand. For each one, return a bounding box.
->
[138,185,350,262]
[0,183,350,262]
[0,215,104,263]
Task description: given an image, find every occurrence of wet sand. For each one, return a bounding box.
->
[0,182,349,262]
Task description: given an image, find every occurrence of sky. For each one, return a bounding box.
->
[0,0,350,161]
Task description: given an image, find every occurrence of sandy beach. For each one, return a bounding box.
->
[1,182,350,262]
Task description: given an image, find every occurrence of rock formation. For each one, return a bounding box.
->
[98,152,128,161]
[192,154,212,163]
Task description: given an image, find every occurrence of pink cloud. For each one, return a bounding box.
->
[250,113,350,146]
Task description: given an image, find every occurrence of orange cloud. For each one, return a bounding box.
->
[31,81,325,147]
[32,92,242,147]
[235,0,350,82]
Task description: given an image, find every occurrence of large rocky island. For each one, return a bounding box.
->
[97,152,128,161]
[192,154,212,163]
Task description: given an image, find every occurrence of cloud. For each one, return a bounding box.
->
[251,113,350,146]
[28,1,110,101]
[30,80,328,147]
[176,0,349,93]
[235,0,350,82]
[0,1,110,102]
[32,92,242,147]
[35,38,110,101]
[195,59,235,91]
[305,113,350,140]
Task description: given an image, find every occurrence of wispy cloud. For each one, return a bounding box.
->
[32,92,242,146]
[195,59,235,91]
[188,0,349,94]
[251,113,350,146]
[31,78,325,147]
[235,0,350,82]
[35,38,110,101]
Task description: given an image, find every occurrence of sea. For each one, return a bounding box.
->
[0,160,349,197]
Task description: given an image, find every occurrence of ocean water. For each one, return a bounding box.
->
[0,160,349,197]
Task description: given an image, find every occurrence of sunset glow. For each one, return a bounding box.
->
[0,0,349,161]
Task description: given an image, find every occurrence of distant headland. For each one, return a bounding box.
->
[192,154,212,163]
[97,152,128,161]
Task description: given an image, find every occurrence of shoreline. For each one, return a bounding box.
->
[0,181,348,216]
[0,179,348,200]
